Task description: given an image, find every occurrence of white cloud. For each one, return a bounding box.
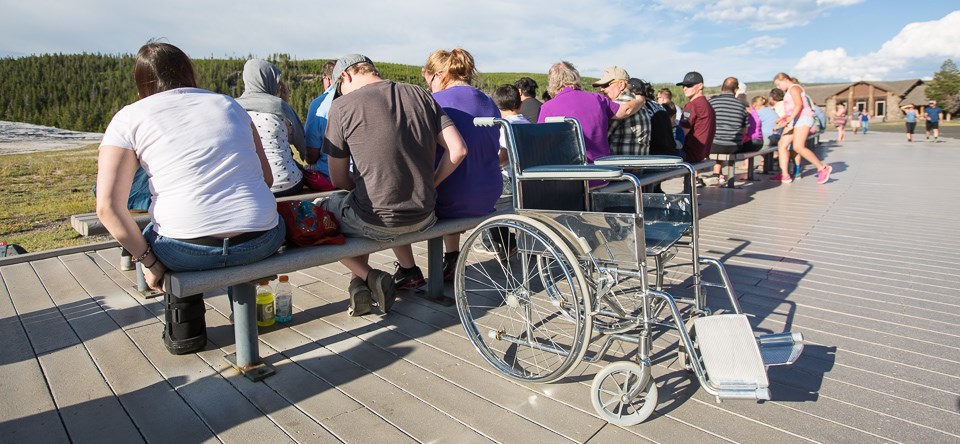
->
[654,0,864,31]
[795,11,960,81]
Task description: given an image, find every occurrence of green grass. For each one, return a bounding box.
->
[0,144,107,252]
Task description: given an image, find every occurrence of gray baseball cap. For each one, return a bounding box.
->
[331,54,374,95]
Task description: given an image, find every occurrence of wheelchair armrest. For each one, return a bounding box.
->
[519,165,623,180]
[594,155,685,168]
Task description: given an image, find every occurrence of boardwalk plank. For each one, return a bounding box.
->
[34,255,217,443]
[0,266,70,443]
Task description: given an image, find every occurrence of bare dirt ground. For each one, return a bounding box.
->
[0,120,103,155]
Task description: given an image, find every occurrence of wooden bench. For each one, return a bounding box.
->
[70,190,344,237]
[159,202,508,381]
[709,146,777,188]
[598,159,716,193]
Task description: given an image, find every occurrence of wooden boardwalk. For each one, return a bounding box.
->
[2,132,958,443]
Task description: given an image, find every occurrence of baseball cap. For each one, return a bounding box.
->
[929,100,936,104]
[331,54,374,96]
[592,66,630,87]
[676,71,704,87]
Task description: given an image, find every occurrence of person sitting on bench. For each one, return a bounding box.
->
[96,42,286,355]
[317,54,467,317]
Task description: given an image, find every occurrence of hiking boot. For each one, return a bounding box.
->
[393,263,426,291]
[347,277,372,317]
[443,251,459,282]
[817,164,833,184]
[368,269,397,313]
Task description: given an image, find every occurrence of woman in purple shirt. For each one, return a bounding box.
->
[538,61,645,165]
[395,48,502,286]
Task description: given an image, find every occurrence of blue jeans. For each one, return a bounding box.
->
[143,222,285,273]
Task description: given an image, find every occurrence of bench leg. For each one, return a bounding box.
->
[422,237,454,307]
[724,162,735,188]
[763,152,774,174]
[120,248,135,271]
[225,282,276,381]
[747,158,756,181]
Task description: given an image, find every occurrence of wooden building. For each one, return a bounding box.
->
[748,79,939,122]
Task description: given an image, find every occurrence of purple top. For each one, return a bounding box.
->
[745,107,762,142]
[538,87,620,163]
[433,86,503,218]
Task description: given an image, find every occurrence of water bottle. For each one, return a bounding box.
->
[274,275,293,323]
[256,281,275,327]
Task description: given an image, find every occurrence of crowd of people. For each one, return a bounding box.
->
[99,41,860,353]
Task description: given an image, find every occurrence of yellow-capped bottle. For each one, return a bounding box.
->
[256,280,275,327]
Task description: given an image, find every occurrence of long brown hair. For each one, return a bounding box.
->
[134,41,197,98]
[423,48,477,89]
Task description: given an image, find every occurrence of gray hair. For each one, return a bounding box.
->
[547,61,581,96]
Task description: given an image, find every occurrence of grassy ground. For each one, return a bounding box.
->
[0,144,112,253]
[863,119,960,138]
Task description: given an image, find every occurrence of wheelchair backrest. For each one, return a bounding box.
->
[505,120,590,212]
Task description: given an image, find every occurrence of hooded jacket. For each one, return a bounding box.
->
[235,59,306,158]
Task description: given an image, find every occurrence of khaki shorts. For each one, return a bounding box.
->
[316,192,436,242]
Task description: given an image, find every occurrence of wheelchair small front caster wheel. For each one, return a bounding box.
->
[591,362,658,426]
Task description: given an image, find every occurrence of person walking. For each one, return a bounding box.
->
[901,103,918,142]
[833,102,847,144]
[770,72,831,184]
[924,100,944,142]
[850,107,861,134]
[860,110,870,135]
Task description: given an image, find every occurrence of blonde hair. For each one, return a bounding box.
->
[423,48,477,89]
[751,95,767,108]
[547,61,581,96]
[774,72,800,83]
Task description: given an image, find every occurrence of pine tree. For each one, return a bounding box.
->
[925,59,960,114]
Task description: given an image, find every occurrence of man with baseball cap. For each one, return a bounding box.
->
[319,54,468,317]
[924,99,943,142]
[594,66,652,156]
[676,71,715,164]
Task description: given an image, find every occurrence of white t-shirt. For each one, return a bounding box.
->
[248,111,303,193]
[100,88,278,238]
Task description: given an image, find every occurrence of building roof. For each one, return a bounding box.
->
[746,79,925,106]
[902,83,927,106]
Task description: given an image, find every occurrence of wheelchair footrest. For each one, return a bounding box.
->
[758,332,804,366]
[694,314,769,400]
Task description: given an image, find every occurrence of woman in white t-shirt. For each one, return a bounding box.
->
[96,42,285,353]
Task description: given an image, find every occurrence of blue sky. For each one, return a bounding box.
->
[1,0,958,86]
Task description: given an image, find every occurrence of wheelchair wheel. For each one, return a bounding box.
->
[456,214,592,383]
[591,361,658,426]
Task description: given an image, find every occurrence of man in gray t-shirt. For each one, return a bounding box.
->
[320,54,467,317]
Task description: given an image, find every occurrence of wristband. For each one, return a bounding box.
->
[133,245,152,263]
[143,256,159,269]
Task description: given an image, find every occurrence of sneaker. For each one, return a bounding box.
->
[367,269,397,313]
[443,251,459,282]
[392,263,425,291]
[793,165,801,178]
[816,164,832,184]
[770,173,792,183]
[347,277,372,317]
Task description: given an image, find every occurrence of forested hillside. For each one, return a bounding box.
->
[4,53,690,133]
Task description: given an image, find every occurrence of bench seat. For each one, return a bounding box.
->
[71,190,345,237]
[597,159,716,193]
[709,146,777,188]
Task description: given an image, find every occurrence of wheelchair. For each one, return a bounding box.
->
[454,117,803,426]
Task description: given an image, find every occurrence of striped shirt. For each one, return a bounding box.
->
[709,92,748,147]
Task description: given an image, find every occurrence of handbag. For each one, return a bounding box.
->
[276,200,346,247]
[300,167,336,192]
